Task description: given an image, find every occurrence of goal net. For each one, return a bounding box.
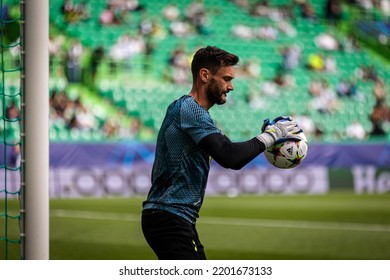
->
[1,0,49,260]
[0,0,22,260]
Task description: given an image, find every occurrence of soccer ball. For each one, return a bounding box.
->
[264,133,308,169]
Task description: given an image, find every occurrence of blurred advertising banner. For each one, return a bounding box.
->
[1,143,390,198]
[48,165,328,198]
[47,165,390,198]
[207,166,328,196]
[47,143,390,169]
[352,166,390,194]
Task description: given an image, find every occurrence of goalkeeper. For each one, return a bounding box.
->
[141,46,301,260]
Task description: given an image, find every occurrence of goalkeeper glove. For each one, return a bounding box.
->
[256,116,302,148]
[260,116,302,132]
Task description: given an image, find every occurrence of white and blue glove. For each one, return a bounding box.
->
[256,116,303,149]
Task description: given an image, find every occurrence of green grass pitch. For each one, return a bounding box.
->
[2,192,390,260]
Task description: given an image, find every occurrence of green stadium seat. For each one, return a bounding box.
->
[45,0,390,143]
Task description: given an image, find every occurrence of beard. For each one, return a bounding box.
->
[206,78,226,105]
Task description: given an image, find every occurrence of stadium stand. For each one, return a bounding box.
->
[3,0,390,144]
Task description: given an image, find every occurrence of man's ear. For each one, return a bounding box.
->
[199,68,209,83]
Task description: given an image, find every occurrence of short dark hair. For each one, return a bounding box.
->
[191,46,239,81]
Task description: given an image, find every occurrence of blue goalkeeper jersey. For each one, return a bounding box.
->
[143,95,221,224]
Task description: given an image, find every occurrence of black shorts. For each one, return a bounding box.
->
[141,209,206,260]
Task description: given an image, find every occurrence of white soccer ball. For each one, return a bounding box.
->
[264,133,308,169]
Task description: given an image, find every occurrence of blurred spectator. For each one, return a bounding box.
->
[278,20,297,37]
[335,78,358,98]
[129,117,142,138]
[370,99,390,136]
[298,1,316,20]
[99,0,145,25]
[61,0,90,23]
[1,3,10,21]
[63,97,96,131]
[240,58,262,78]
[324,55,337,73]
[6,101,19,120]
[234,0,250,9]
[314,32,340,51]
[340,34,360,53]
[256,71,295,98]
[123,0,145,12]
[73,98,96,131]
[373,78,387,103]
[250,0,294,22]
[143,36,156,73]
[49,88,100,137]
[65,40,84,83]
[8,144,20,168]
[139,13,155,37]
[108,33,146,73]
[272,72,296,88]
[90,46,105,82]
[48,86,155,140]
[165,45,190,84]
[169,16,193,37]
[231,24,254,39]
[355,0,374,12]
[313,126,324,141]
[49,35,65,73]
[103,117,120,138]
[163,3,180,21]
[280,4,295,21]
[254,24,279,40]
[77,1,90,21]
[250,0,271,17]
[293,113,316,139]
[231,23,281,41]
[346,120,366,140]
[308,78,323,96]
[380,0,390,18]
[307,53,337,73]
[147,18,167,40]
[118,115,141,139]
[260,80,280,97]
[50,89,69,119]
[355,64,378,82]
[247,84,267,110]
[335,79,350,97]
[349,78,359,98]
[9,37,21,69]
[309,79,339,114]
[61,0,74,14]
[306,53,325,71]
[184,0,210,35]
[325,0,343,24]
[99,4,116,25]
[280,44,301,71]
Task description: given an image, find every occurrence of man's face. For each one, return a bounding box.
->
[206,66,235,105]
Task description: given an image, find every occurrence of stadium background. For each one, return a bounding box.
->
[1,0,390,260]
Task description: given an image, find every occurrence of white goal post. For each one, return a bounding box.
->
[21,0,49,260]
